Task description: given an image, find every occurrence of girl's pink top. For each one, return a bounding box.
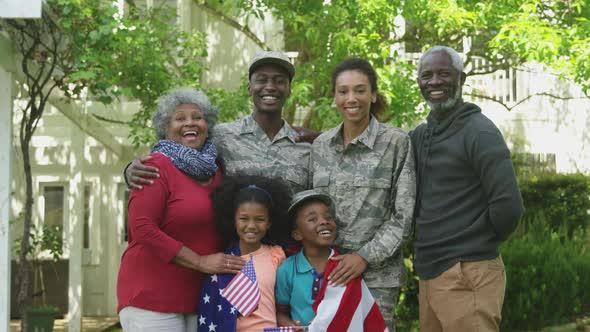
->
[236,244,286,331]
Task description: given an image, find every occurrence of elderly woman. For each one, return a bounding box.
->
[117,87,245,332]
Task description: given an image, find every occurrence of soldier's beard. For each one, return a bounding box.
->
[427,83,462,113]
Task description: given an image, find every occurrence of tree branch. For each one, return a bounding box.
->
[92,113,130,125]
[465,92,587,112]
[192,0,270,51]
[465,93,512,111]
[6,19,56,58]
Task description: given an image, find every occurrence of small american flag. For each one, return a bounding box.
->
[263,327,300,332]
[220,256,260,317]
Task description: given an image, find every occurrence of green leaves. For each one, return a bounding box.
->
[260,0,427,130]
[519,173,590,238]
[14,224,64,263]
[501,226,590,330]
[8,0,210,147]
[69,70,96,82]
[7,0,589,143]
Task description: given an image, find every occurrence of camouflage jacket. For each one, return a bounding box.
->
[309,116,416,288]
[212,114,311,193]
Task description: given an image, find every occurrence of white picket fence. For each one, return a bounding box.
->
[405,52,586,107]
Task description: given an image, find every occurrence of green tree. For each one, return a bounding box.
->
[402,0,590,101]
[1,1,207,329]
[194,0,589,131]
[196,0,424,130]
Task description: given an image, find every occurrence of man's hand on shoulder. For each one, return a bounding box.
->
[293,126,320,144]
[125,155,160,190]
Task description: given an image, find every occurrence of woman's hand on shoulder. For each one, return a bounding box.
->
[327,253,368,286]
[197,252,246,274]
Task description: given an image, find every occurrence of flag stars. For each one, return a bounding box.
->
[198,315,206,325]
[230,307,236,314]
[203,293,210,304]
[208,322,217,331]
[217,304,222,312]
[211,274,218,283]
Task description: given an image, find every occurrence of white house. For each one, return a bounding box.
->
[468,62,590,174]
[2,0,284,330]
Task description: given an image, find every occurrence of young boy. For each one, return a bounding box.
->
[275,189,337,328]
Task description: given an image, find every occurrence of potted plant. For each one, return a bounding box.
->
[15,222,63,332]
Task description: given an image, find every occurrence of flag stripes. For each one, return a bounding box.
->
[309,259,389,332]
[220,256,260,317]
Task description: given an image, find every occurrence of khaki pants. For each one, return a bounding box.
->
[419,256,506,332]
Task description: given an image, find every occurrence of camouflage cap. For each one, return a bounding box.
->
[288,189,335,217]
[248,51,295,81]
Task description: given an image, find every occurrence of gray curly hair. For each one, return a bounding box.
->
[152,87,218,140]
[417,46,464,75]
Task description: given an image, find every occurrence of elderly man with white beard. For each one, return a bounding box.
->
[409,46,524,332]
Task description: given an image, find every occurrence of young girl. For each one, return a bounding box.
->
[197,175,292,331]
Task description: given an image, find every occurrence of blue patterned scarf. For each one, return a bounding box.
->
[152,139,218,180]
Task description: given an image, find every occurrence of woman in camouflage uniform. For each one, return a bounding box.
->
[309,58,416,331]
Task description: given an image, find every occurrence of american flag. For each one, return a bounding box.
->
[220,256,260,317]
[309,259,389,332]
[197,245,240,331]
[263,327,300,332]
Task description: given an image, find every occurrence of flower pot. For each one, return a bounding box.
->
[25,306,57,332]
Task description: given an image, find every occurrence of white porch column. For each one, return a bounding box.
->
[0,67,13,332]
[67,126,85,332]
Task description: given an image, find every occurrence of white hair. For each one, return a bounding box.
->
[417,46,464,75]
[152,87,218,140]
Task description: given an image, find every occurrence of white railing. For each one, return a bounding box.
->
[405,52,586,107]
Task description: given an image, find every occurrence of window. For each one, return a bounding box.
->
[123,189,130,242]
[43,186,64,229]
[118,184,131,243]
[83,185,91,249]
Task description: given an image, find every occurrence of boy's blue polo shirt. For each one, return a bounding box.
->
[275,249,333,326]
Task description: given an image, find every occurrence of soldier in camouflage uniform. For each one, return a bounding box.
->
[213,112,309,193]
[125,51,310,193]
[310,58,416,331]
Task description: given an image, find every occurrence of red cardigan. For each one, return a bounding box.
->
[117,153,222,314]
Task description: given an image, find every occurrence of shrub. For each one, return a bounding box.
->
[500,226,590,330]
[395,241,419,332]
[395,224,590,331]
[395,173,590,331]
[518,174,590,238]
